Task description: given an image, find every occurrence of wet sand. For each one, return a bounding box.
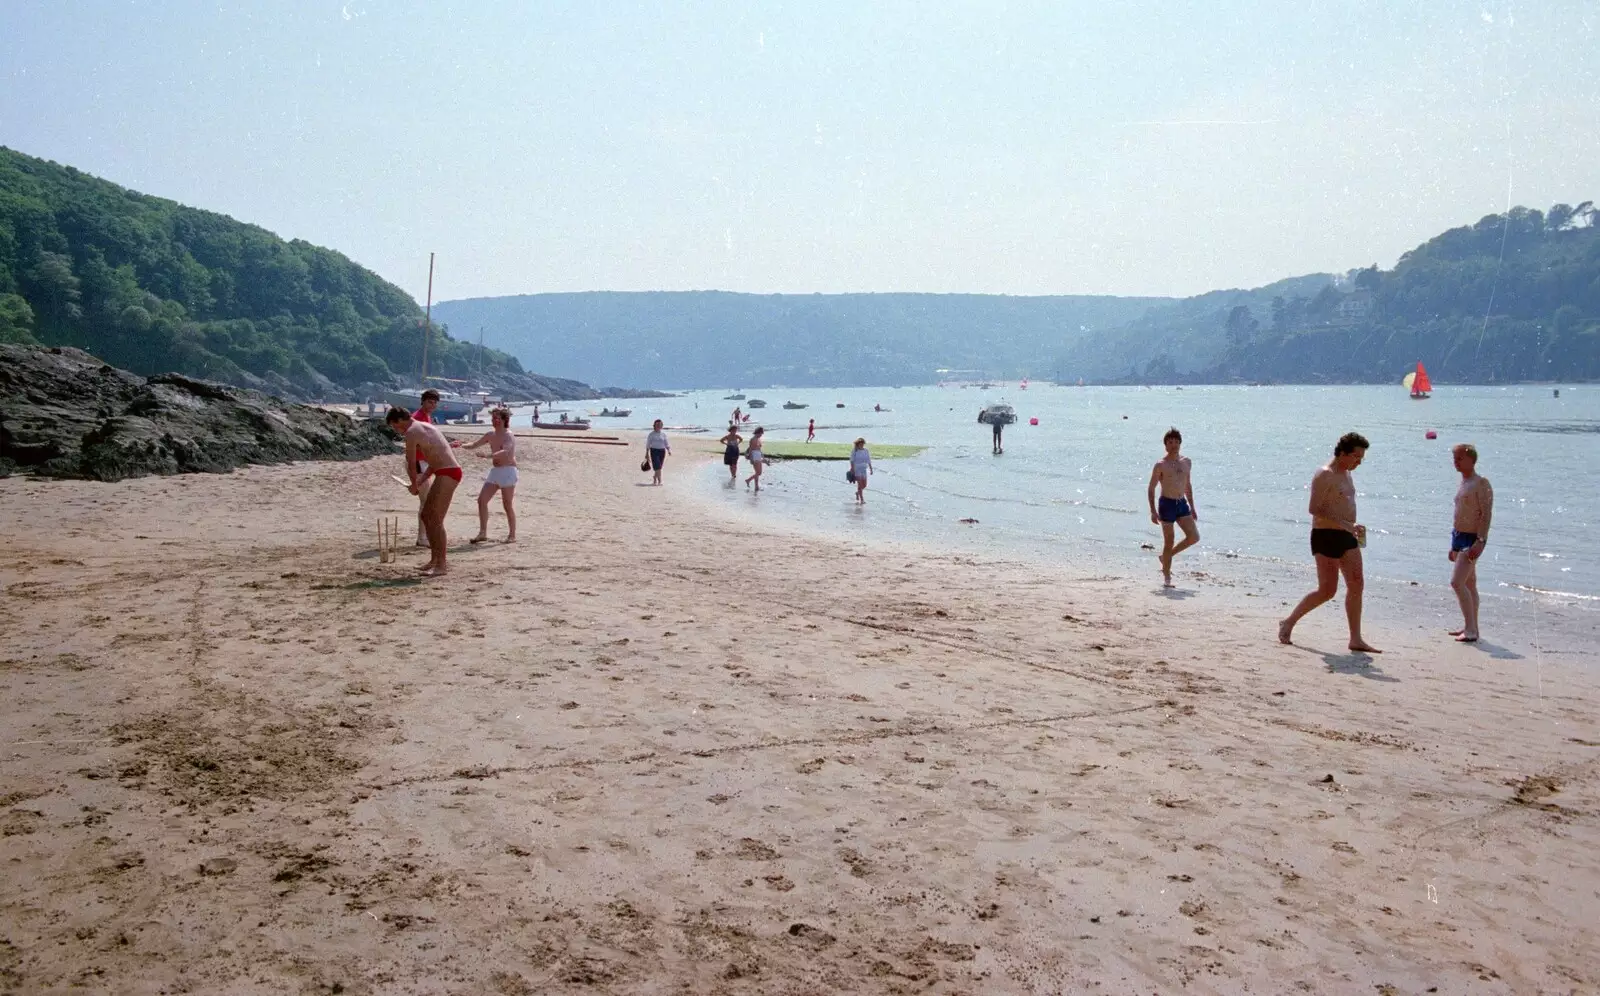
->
[1,435,1596,994]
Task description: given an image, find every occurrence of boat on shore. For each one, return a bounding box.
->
[384,390,479,421]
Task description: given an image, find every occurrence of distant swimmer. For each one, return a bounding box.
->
[461,406,517,544]
[387,406,463,577]
[1448,443,1493,643]
[849,437,873,504]
[1279,432,1380,653]
[744,427,766,492]
[1147,427,1199,586]
[807,418,815,443]
[719,423,743,482]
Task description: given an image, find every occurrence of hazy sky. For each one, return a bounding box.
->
[3,1,1597,303]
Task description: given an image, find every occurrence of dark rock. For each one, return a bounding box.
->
[0,345,397,481]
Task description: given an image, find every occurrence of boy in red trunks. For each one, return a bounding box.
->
[387,407,463,577]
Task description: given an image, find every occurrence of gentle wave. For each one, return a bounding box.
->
[1499,582,1600,602]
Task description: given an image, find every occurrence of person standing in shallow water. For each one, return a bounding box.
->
[850,437,873,504]
[1448,443,1494,643]
[645,419,671,486]
[807,418,815,443]
[744,427,766,492]
[1147,427,1199,586]
[718,423,743,482]
[1279,432,1380,653]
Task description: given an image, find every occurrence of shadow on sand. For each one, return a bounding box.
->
[1305,647,1400,682]
[1154,587,1196,600]
[1466,640,1525,661]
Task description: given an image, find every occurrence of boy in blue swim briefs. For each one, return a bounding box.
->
[1147,427,1200,587]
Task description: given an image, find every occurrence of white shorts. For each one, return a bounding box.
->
[485,465,519,488]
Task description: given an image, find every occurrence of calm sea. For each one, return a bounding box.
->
[570,384,1598,641]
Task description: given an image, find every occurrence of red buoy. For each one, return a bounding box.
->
[1425,430,1438,440]
[1029,417,1039,426]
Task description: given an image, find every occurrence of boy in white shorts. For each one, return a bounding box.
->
[462,407,518,543]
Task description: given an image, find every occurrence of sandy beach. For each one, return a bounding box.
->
[1,432,1596,995]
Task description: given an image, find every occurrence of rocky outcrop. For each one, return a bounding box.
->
[0,345,397,481]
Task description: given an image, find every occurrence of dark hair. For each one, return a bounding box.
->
[384,406,411,425]
[490,406,511,424]
[1163,427,1181,444]
[1335,431,1370,455]
[752,426,764,436]
[420,389,441,403]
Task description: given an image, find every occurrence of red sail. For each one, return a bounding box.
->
[1413,363,1432,394]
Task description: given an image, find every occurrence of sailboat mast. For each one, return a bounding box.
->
[420,252,435,383]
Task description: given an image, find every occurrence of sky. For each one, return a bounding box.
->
[3,1,1598,304]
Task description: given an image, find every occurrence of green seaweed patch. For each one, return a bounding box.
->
[760,441,925,461]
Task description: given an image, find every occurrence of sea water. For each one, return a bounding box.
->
[595,385,1598,647]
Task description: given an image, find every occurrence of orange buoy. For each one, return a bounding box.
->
[1425,430,1438,439]
[1028,417,1039,426]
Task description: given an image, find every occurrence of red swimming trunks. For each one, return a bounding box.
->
[433,466,463,482]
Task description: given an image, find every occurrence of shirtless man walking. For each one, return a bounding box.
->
[1147,427,1199,586]
[462,407,518,544]
[386,406,463,577]
[1279,432,1381,653]
[1448,443,1493,643]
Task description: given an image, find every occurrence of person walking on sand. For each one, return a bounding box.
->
[744,426,766,492]
[850,437,873,504]
[719,423,743,482]
[387,407,463,577]
[1279,432,1380,653]
[1448,443,1494,643]
[645,419,671,485]
[461,407,518,544]
[807,418,815,443]
[1147,427,1200,586]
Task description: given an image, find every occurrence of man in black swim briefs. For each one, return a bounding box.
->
[1279,432,1381,653]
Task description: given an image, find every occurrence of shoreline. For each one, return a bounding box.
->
[1,447,1595,992]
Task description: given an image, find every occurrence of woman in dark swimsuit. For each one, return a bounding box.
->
[719,424,743,482]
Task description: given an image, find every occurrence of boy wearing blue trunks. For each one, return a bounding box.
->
[1147,427,1199,586]
[1448,443,1493,643]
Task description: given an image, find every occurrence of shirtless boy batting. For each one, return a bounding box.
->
[1147,427,1199,586]
[386,407,463,577]
[1279,432,1380,653]
[462,407,518,544]
[1448,443,1493,643]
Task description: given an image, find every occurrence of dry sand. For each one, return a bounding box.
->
[1,431,1596,995]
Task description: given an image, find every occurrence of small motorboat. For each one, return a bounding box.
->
[978,402,1017,425]
[783,401,808,410]
[747,399,767,408]
[533,417,591,430]
[723,393,746,400]
[593,407,632,417]
[835,402,845,408]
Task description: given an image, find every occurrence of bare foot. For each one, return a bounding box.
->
[1277,620,1293,645]
[417,561,439,574]
[1446,628,1465,637]
[503,536,517,544]
[469,535,488,545]
[1348,640,1382,654]
[1455,633,1479,643]
[420,564,449,577]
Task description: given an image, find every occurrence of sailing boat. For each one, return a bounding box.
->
[1402,362,1432,400]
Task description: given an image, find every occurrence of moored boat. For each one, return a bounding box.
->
[533,419,591,430]
[384,389,479,421]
